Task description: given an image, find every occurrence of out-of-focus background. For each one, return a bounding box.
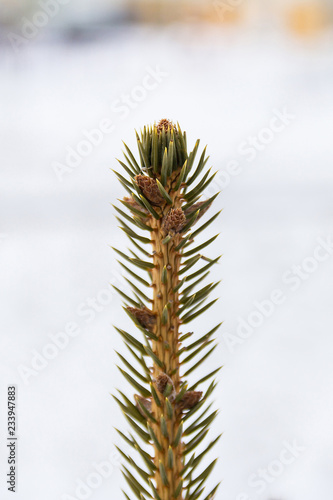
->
[1,1,333,499]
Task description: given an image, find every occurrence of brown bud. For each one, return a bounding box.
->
[156,118,176,134]
[177,391,203,411]
[155,373,175,401]
[184,201,212,224]
[126,307,156,332]
[135,395,152,417]
[123,196,148,215]
[135,175,164,206]
[162,208,186,234]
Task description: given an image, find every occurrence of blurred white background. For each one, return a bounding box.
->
[1,1,333,499]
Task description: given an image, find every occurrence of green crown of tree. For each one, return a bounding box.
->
[112,119,222,500]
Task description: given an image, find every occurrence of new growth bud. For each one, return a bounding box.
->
[135,395,152,417]
[156,118,176,134]
[126,306,157,332]
[135,175,164,206]
[155,373,176,402]
[162,208,186,235]
[177,391,203,411]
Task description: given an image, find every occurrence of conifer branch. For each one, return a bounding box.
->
[113,119,221,500]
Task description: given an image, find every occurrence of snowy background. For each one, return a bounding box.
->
[1,8,333,500]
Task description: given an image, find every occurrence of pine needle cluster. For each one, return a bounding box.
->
[112,119,222,500]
